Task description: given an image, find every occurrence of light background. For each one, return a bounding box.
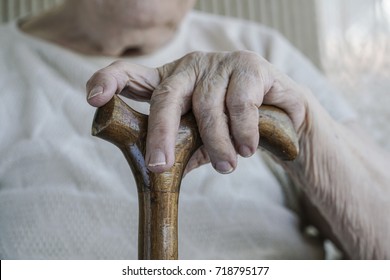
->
[1,0,389,150]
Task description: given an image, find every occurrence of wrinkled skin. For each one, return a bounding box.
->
[22,0,390,259]
[86,51,307,174]
[86,50,390,260]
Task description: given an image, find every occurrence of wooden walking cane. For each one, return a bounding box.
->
[92,95,299,259]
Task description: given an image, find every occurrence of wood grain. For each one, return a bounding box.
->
[92,95,298,259]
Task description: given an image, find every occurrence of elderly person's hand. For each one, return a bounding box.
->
[86,51,309,174]
[86,51,308,174]
[86,50,390,260]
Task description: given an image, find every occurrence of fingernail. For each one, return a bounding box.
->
[148,150,167,167]
[88,86,103,100]
[214,161,234,174]
[239,145,253,158]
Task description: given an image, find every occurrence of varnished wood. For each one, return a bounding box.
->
[92,95,299,259]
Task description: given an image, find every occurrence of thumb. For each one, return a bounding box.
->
[86,61,161,107]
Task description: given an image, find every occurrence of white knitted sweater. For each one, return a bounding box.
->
[0,11,354,259]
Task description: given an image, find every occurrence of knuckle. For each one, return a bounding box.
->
[228,98,258,117]
[154,82,177,96]
[235,125,258,141]
[232,50,263,63]
[159,51,205,77]
[197,114,229,146]
[183,51,206,61]
[149,94,177,111]
[192,97,218,120]
[149,92,183,118]
[152,84,181,106]
[157,63,173,77]
[231,51,264,75]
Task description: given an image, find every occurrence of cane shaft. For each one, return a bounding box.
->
[92,95,298,259]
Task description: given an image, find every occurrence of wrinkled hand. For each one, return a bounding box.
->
[86,51,308,174]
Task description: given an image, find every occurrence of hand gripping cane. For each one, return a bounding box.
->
[92,95,298,259]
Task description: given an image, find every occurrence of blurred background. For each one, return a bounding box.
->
[1,0,389,150]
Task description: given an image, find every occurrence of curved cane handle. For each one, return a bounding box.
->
[91,95,299,259]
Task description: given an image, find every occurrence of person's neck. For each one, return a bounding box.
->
[19,3,176,57]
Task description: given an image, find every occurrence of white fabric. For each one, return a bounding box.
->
[0,11,354,259]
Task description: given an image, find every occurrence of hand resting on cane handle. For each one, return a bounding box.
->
[91,94,298,259]
[92,95,299,167]
[87,51,306,174]
[88,50,298,259]
[88,50,390,259]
